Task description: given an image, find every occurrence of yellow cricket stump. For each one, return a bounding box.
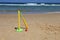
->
[18,10,20,29]
[16,10,23,32]
[21,14,28,31]
[16,10,28,32]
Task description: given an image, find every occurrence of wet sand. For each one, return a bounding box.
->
[0,13,60,40]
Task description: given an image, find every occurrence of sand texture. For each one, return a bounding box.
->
[0,13,60,40]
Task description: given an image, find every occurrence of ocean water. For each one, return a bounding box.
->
[0,6,60,14]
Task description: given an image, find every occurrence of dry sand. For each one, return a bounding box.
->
[0,13,60,40]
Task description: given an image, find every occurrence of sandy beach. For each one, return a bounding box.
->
[0,13,60,40]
